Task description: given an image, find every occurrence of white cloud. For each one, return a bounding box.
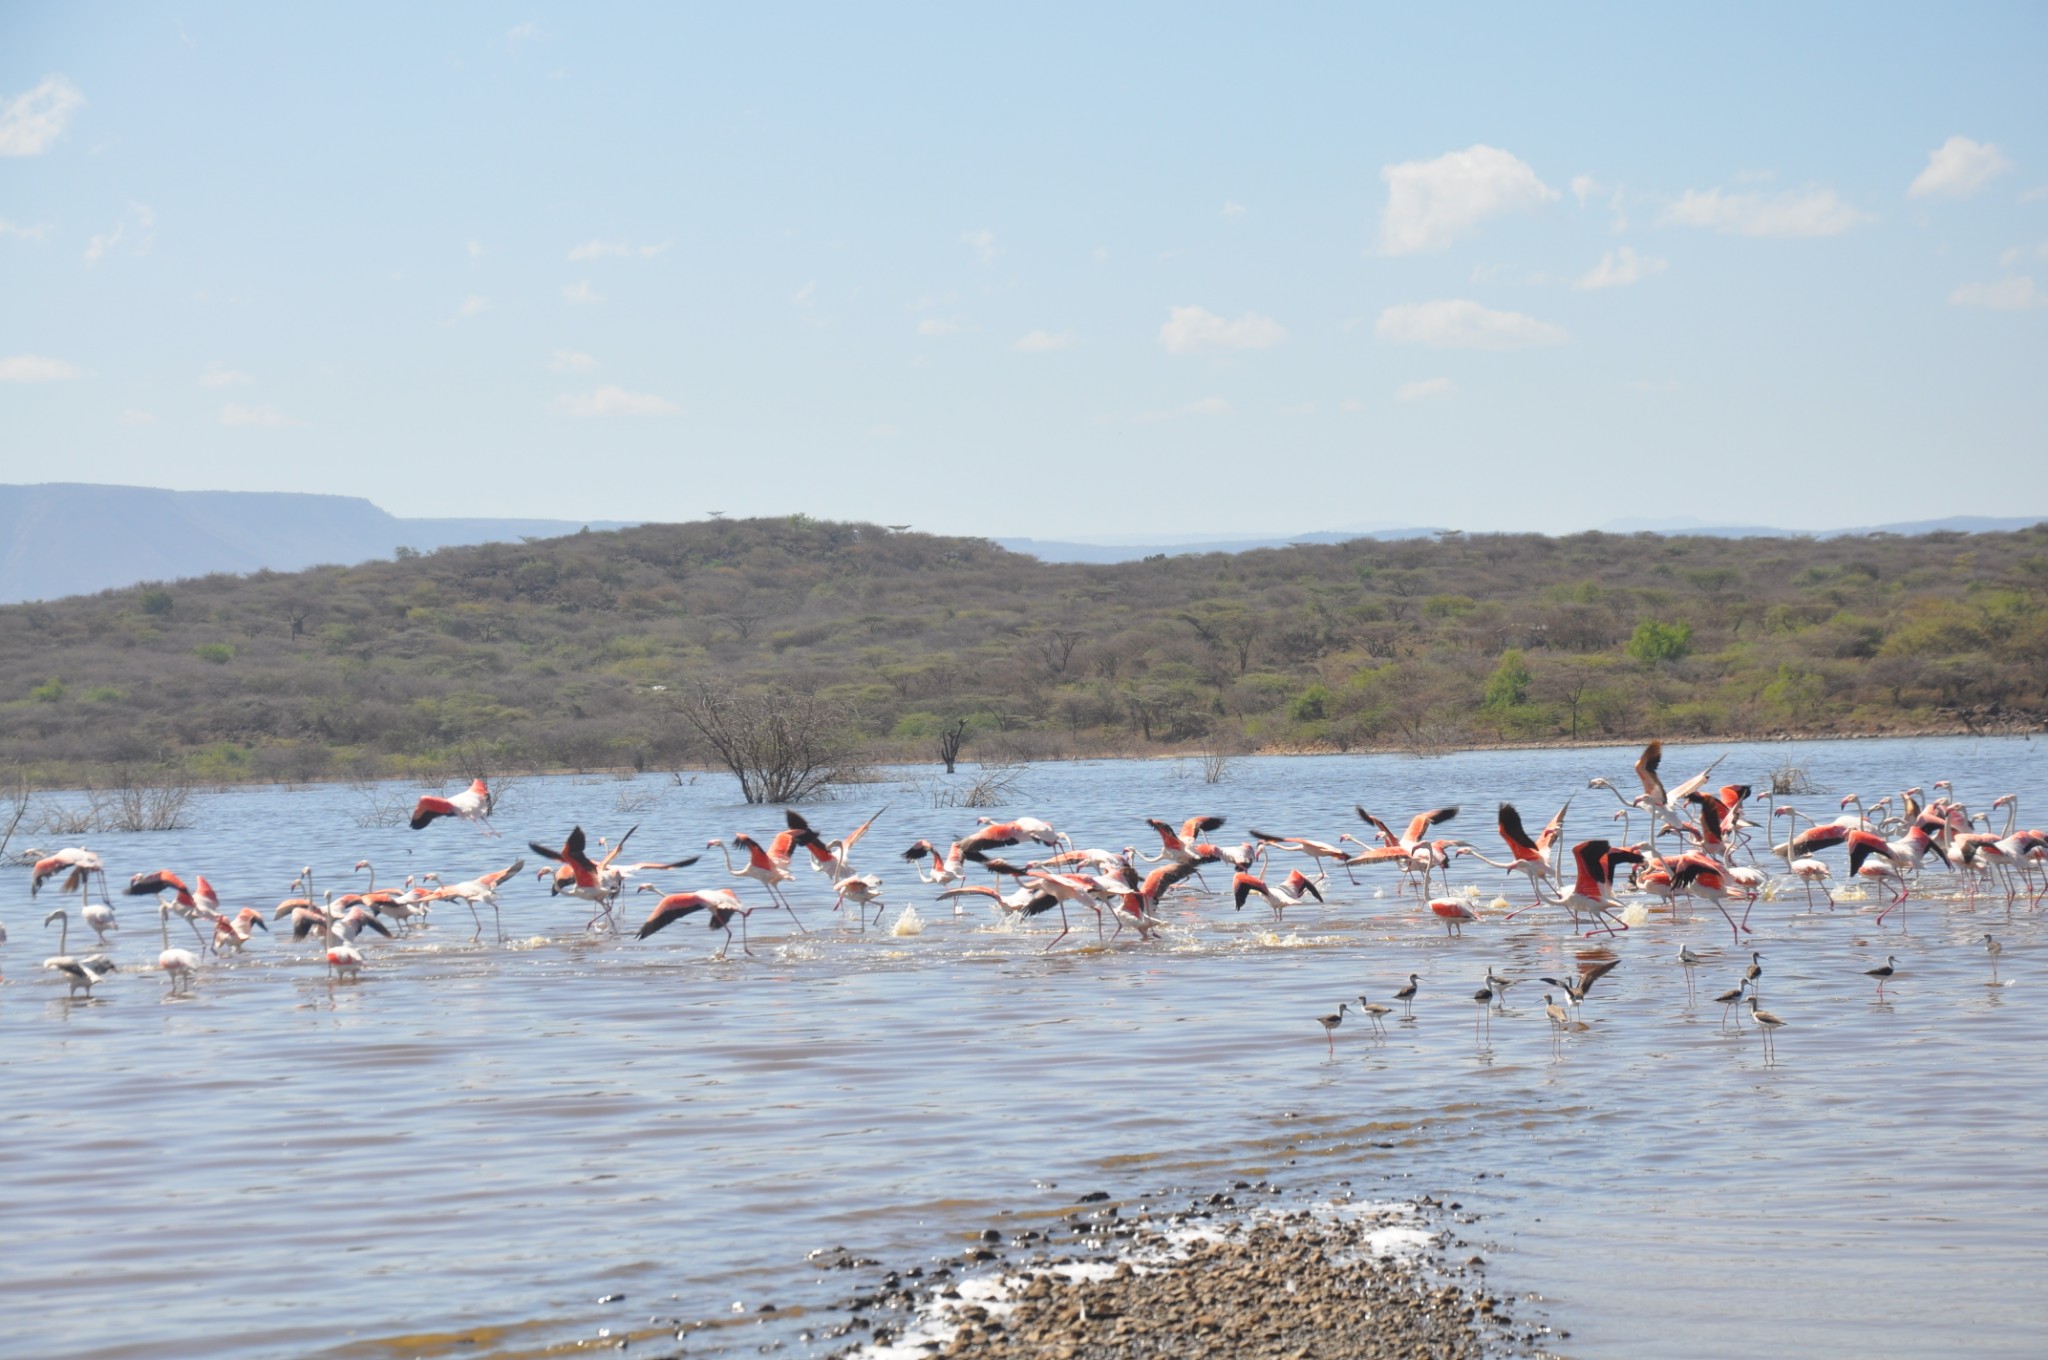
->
[1997,242,2048,267]
[562,280,602,304]
[961,229,998,263]
[1908,136,2012,199]
[1158,304,1288,354]
[1375,299,1566,350]
[1948,276,2044,311]
[1662,186,1873,237]
[1570,175,1600,208]
[198,363,252,387]
[466,239,483,262]
[0,75,85,156]
[869,423,900,437]
[549,349,599,372]
[1221,200,1246,219]
[1574,245,1669,290]
[83,202,154,265]
[917,318,963,336]
[2022,185,2048,204]
[220,403,299,426]
[84,224,122,265]
[1395,377,1455,402]
[1339,398,1364,414]
[1378,145,1557,254]
[1013,329,1077,353]
[506,21,544,41]
[791,280,816,305]
[0,217,51,241]
[119,410,157,425]
[0,354,83,382]
[567,239,671,261]
[552,385,678,417]
[456,294,489,318]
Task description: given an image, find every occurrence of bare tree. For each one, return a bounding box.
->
[0,776,29,861]
[676,682,867,803]
[936,718,968,774]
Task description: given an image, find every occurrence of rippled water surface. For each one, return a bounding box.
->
[4,736,2047,1359]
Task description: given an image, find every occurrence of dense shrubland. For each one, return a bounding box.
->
[1,515,2044,788]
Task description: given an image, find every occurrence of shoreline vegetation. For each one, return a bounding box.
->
[2,515,2043,797]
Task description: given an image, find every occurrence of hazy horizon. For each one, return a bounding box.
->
[4,4,2045,538]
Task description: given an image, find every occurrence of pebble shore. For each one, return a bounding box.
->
[794,1185,1565,1360]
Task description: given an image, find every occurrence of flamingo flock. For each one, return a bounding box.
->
[0,750,2039,1072]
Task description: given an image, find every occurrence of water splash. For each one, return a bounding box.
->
[889,906,926,937]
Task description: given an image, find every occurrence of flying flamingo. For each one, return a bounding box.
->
[1588,741,1725,843]
[128,870,211,948]
[1246,828,1352,883]
[829,873,886,928]
[1513,840,1642,937]
[1230,869,1324,921]
[1668,855,1755,941]
[213,907,270,953]
[902,839,969,888]
[968,816,1064,852]
[419,858,527,940]
[708,835,805,932]
[636,887,757,958]
[801,805,890,879]
[1455,802,1570,904]
[1142,814,1227,886]
[43,952,116,997]
[1017,871,1107,951]
[31,847,107,900]
[936,882,1062,924]
[409,777,497,834]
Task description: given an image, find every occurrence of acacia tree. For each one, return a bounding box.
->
[676,682,866,803]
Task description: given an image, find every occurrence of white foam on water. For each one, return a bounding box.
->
[888,906,926,937]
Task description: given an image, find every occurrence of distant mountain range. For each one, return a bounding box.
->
[2,484,2042,602]
[0,484,632,604]
[999,515,2048,564]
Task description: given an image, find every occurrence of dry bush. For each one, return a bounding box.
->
[97,773,201,832]
[347,780,412,829]
[675,681,870,804]
[1769,761,1822,795]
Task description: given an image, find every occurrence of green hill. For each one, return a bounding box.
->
[3,515,2045,787]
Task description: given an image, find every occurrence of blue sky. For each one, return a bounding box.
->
[3,3,2044,537]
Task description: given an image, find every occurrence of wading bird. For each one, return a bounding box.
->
[1315,1002,1350,1055]
[1748,996,1786,1062]
[157,903,200,994]
[1353,995,1393,1036]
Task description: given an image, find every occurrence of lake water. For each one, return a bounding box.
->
[3,735,2046,1359]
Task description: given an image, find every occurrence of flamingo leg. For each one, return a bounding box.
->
[1043,902,1072,953]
